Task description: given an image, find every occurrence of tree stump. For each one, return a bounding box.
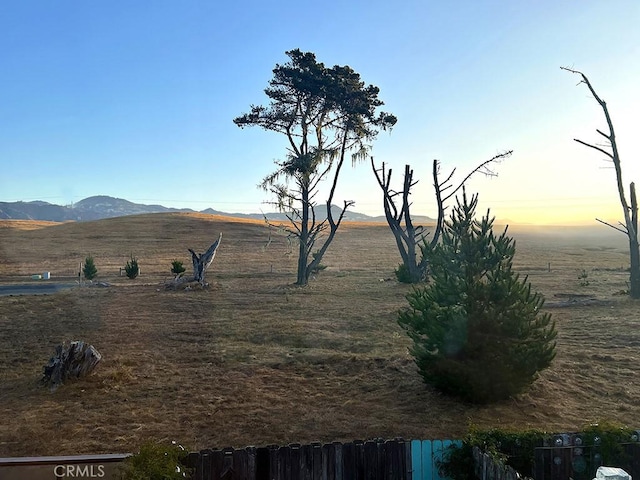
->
[41,341,102,391]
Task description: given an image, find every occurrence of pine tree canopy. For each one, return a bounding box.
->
[398,190,557,403]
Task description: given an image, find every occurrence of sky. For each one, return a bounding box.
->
[1,1,639,225]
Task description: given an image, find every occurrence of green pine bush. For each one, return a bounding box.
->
[398,190,557,403]
[171,260,186,276]
[394,263,413,283]
[83,256,98,280]
[125,256,139,279]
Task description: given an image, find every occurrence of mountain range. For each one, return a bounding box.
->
[0,195,436,224]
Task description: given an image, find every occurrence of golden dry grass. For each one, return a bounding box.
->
[0,214,639,457]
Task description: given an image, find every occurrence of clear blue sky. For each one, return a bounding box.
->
[1,1,639,224]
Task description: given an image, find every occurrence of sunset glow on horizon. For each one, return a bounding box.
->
[0,2,638,226]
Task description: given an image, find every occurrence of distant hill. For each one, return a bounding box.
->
[0,196,191,222]
[0,195,436,224]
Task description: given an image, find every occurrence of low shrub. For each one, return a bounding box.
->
[125,256,139,279]
[171,260,186,276]
[118,440,192,480]
[83,256,98,280]
[394,263,413,283]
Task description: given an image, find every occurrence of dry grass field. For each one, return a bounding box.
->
[0,213,639,457]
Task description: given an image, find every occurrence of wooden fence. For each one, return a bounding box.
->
[533,443,640,480]
[186,438,462,480]
[472,446,531,480]
[4,435,638,480]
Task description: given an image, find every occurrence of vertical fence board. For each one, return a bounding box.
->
[233,448,248,480]
[419,440,434,480]
[354,441,365,480]
[424,440,435,480]
[246,447,256,480]
[279,446,291,480]
[268,445,279,480]
[627,444,640,479]
[343,442,355,480]
[334,442,343,480]
[534,448,548,480]
[377,440,387,480]
[403,440,412,480]
[323,442,335,480]
[551,447,571,480]
[212,449,225,480]
[186,452,201,480]
[392,440,405,480]
[220,448,234,480]
[311,443,323,480]
[364,441,379,480]
[291,444,302,480]
[431,440,445,480]
[398,439,407,480]
[200,450,213,480]
[383,441,394,480]
[299,444,313,480]
[256,447,270,480]
[410,440,423,480]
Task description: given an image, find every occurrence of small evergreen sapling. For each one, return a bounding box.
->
[398,190,557,403]
[171,260,186,276]
[124,255,139,279]
[83,256,98,280]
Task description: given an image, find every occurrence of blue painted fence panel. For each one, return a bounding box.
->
[411,439,462,480]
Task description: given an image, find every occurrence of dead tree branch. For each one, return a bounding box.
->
[563,66,640,298]
[372,149,511,283]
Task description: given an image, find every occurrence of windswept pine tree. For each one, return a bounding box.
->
[234,49,396,286]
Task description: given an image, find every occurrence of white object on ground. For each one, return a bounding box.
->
[595,466,631,480]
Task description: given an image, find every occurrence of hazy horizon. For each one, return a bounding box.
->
[1,2,638,225]
[2,193,632,229]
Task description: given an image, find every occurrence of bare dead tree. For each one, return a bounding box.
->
[372,150,512,283]
[167,233,223,290]
[371,162,425,282]
[188,232,223,285]
[562,66,640,298]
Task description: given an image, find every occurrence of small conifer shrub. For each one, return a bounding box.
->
[171,260,186,276]
[124,256,139,279]
[398,190,557,403]
[83,256,98,280]
[394,263,413,283]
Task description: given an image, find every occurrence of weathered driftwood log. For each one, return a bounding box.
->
[188,232,222,285]
[165,233,223,289]
[41,341,102,391]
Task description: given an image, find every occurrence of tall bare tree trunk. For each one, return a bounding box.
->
[629,183,640,298]
[563,67,640,299]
